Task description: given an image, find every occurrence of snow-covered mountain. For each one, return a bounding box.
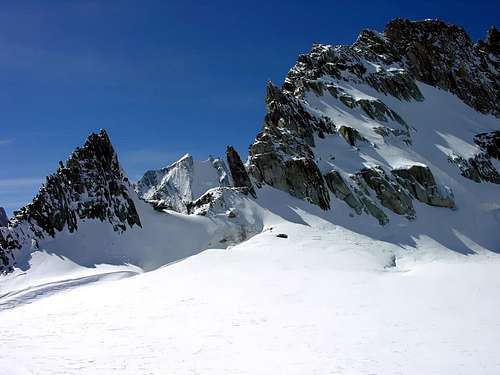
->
[136,153,232,213]
[1,18,499,375]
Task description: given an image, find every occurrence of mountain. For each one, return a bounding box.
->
[0,19,499,374]
[0,130,141,272]
[247,19,499,225]
[136,153,232,213]
[1,17,499,272]
[0,132,261,274]
[0,17,498,271]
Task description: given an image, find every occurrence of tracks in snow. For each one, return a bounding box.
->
[0,270,138,311]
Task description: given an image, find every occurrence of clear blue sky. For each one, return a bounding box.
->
[1,0,498,215]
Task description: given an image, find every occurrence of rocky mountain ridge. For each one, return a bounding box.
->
[1,18,499,273]
[0,130,141,272]
[247,18,498,223]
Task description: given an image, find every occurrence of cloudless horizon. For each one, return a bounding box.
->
[1,0,498,215]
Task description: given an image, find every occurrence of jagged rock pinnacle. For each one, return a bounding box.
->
[226,146,256,198]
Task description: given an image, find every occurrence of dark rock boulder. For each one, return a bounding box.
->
[226,146,256,198]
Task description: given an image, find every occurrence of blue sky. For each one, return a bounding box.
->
[1,0,498,215]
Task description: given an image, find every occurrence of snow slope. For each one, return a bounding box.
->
[1,187,500,375]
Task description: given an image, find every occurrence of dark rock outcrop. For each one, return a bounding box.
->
[384,18,500,117]
[0,130,141,273]
[226,146,256,198]
[392,166,455,208]
[338,126,367,147]
[283,19,499,118]
[474,131,500,160]
[248,82,332,210]
[283,36,424,103]
[324,169,389,225]
[358,167,415,219]
[324,170,363,214]
[449,153,500,184]
[477,26,500,55]
[0,208,8,227]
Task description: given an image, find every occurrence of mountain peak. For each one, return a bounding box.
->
[0,129,141,272]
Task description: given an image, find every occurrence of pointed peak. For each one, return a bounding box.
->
[0,207,8,227]
[176,153,192,163]
[484,25,500,54]
[78,129,115,159]
[167,153,193,169]
[265,81,283,104]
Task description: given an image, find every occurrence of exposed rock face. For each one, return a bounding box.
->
[324,170,389,225]
[248,82,332,210]
[283,34,423,103]
[474,131,500,160]
[392,166,455,208]
[0,130,141,273]
[136,154,231,213]
[338,126,367,147]
[226,146,256,197]
[477,26,500,55]
[384,18,499,117]
[449,153,500,184]
[358,167,415,219]
[324,170,361,212]
[0,208,8,227]
[283,19,499,118]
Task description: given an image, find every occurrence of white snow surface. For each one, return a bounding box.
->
[1,185,500,375]
[1,82,500,374]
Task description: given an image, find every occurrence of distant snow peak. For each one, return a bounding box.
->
[136,153,232,213]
